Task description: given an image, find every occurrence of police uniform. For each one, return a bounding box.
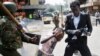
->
[0,17,31,56]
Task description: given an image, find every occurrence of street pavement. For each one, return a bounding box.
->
[0,16,100,56]
[88,26,100,56]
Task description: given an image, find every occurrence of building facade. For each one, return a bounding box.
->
[23,0,45,19]
[1,0,45,19]
[80,0,100,14]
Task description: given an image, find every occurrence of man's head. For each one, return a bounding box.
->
[53,28,64,41]
[70,1,80,16]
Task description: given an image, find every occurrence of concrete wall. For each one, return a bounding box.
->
[30,0,39,5]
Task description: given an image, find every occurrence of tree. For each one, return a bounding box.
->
[48,8,55,12]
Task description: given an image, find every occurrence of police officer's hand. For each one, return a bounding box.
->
[87,32,91,36]
[74,30,81,36]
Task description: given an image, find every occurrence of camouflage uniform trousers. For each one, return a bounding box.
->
[0,45,21,56]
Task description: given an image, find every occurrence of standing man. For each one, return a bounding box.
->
[64,1,92,56]
[95,10,100,26]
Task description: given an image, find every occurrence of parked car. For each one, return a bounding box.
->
[42,13,53,24]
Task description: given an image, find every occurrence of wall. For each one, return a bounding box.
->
[30,0,39,5]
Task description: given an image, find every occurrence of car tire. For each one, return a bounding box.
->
[44,21,50,24]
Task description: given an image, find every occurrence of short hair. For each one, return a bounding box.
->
[70,1,80,7]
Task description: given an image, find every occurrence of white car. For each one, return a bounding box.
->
[42,13,53,24]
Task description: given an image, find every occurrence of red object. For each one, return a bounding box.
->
[17,5,22,9]
[22,12,26,17]
[19,1,25,5]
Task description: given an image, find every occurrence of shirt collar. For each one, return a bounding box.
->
[71,13,81,19]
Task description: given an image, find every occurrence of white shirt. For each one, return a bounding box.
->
[40,37,57,55]
[72,14,80,29]
[95,12,100,18]
[72,14,80,40]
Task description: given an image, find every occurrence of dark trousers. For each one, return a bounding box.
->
[37,50,43,56]
[64,44,91,56]
[0,46,21,56]
[96,19,100,26]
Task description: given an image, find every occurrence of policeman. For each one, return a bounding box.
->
[0,2,38,56]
